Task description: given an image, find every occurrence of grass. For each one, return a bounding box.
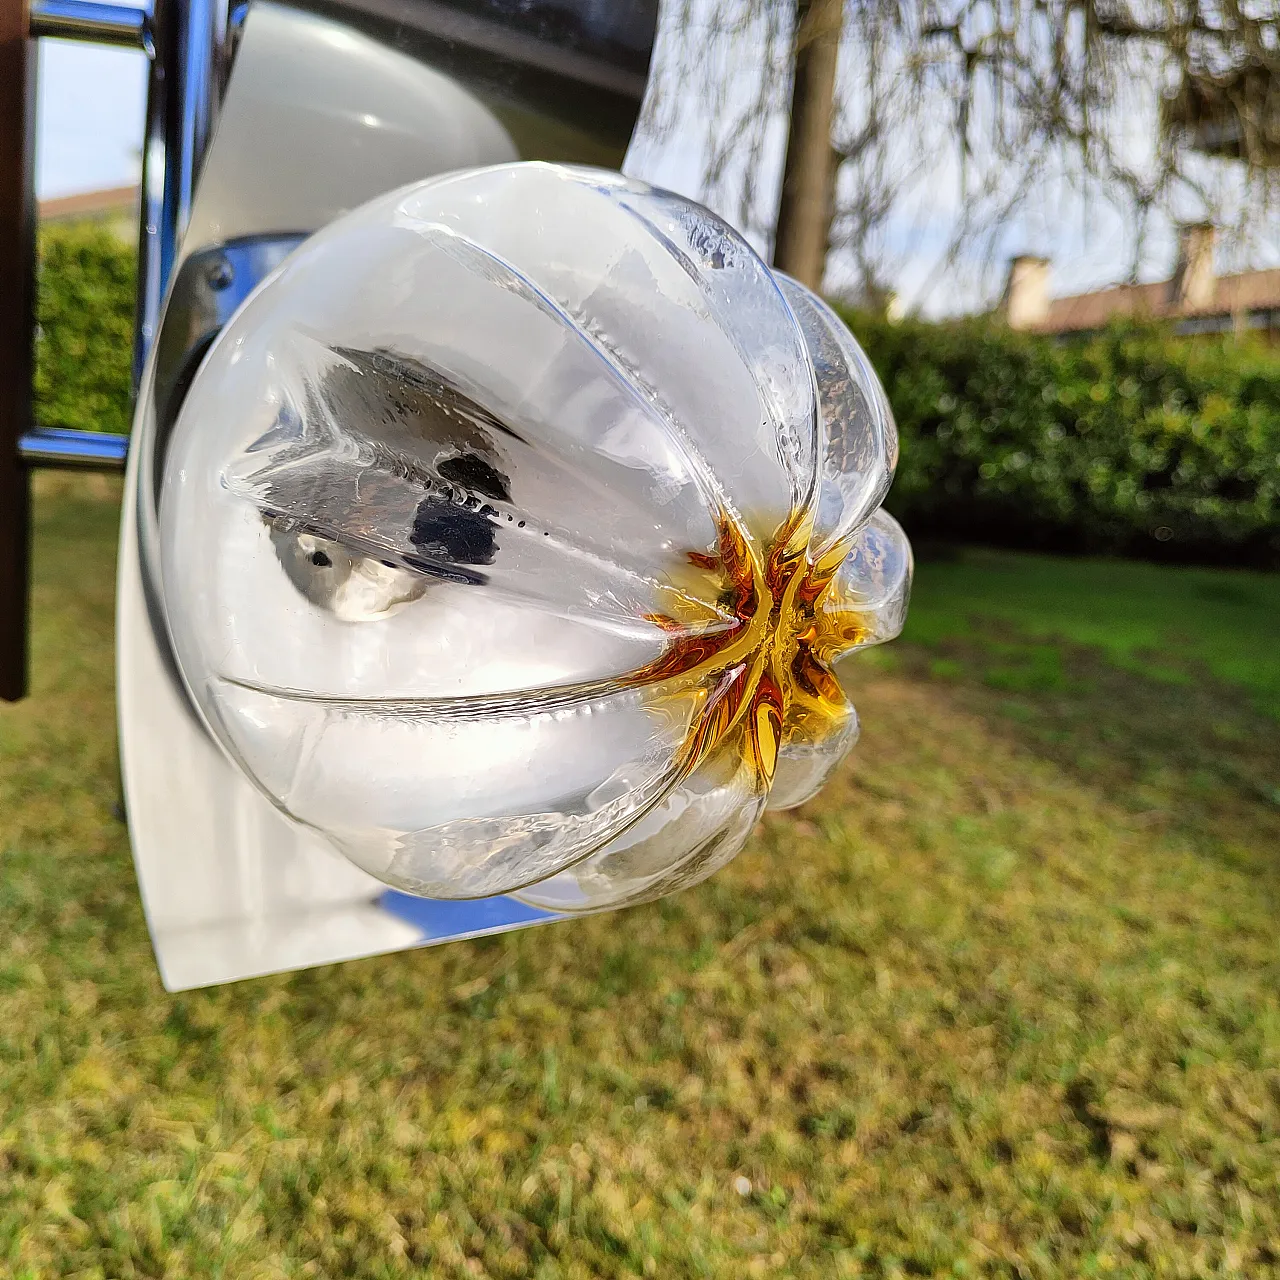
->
[1,475,1278,1278]
[903,547,1280,721]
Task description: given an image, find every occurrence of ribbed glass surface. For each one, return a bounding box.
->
[160,163,912,911]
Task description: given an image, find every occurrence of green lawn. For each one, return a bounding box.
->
[2,476,1278,1278]
[904,548,1280,721]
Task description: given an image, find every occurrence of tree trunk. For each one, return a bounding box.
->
[773,0,843,290]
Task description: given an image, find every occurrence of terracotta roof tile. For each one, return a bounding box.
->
[1036,268,1280,333]
[39,185,139,222]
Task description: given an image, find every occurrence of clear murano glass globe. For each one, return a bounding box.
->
[160,162,912,913]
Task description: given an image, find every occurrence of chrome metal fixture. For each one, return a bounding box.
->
[3,0,657,698]
[29,0,152,51]
[6,0,689,989]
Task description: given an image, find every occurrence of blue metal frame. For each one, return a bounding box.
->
[29,0,152,52]
[18,427,129,470]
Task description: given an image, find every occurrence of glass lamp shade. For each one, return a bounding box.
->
[159,162,912,913]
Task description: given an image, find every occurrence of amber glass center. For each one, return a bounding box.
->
[628,508,868,791]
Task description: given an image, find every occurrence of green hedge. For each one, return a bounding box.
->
[34,221,136,436]
[842,308,1280,567]
[30,226,1280,565]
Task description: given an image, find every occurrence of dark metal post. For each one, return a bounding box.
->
[0,0,36,701]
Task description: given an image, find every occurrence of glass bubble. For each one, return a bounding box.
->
[159,162,912,909]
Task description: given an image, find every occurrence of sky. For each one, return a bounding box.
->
[31,30,1093,315]
[32,11,1276,317]
[36,39,147,200]
[628,1,1279,317]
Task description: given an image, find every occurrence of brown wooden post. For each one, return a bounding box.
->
[0,0,35,700]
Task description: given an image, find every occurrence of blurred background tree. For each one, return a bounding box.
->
[637,0,1280,305]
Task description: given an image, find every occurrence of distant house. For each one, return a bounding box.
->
[1000,224,1280,342]
[38,184,138,244]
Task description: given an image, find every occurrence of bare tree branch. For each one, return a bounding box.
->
[634,0,1280,308]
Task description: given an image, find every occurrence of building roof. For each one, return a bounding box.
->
[1037,267,1280,334]
[38,184,139,222]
